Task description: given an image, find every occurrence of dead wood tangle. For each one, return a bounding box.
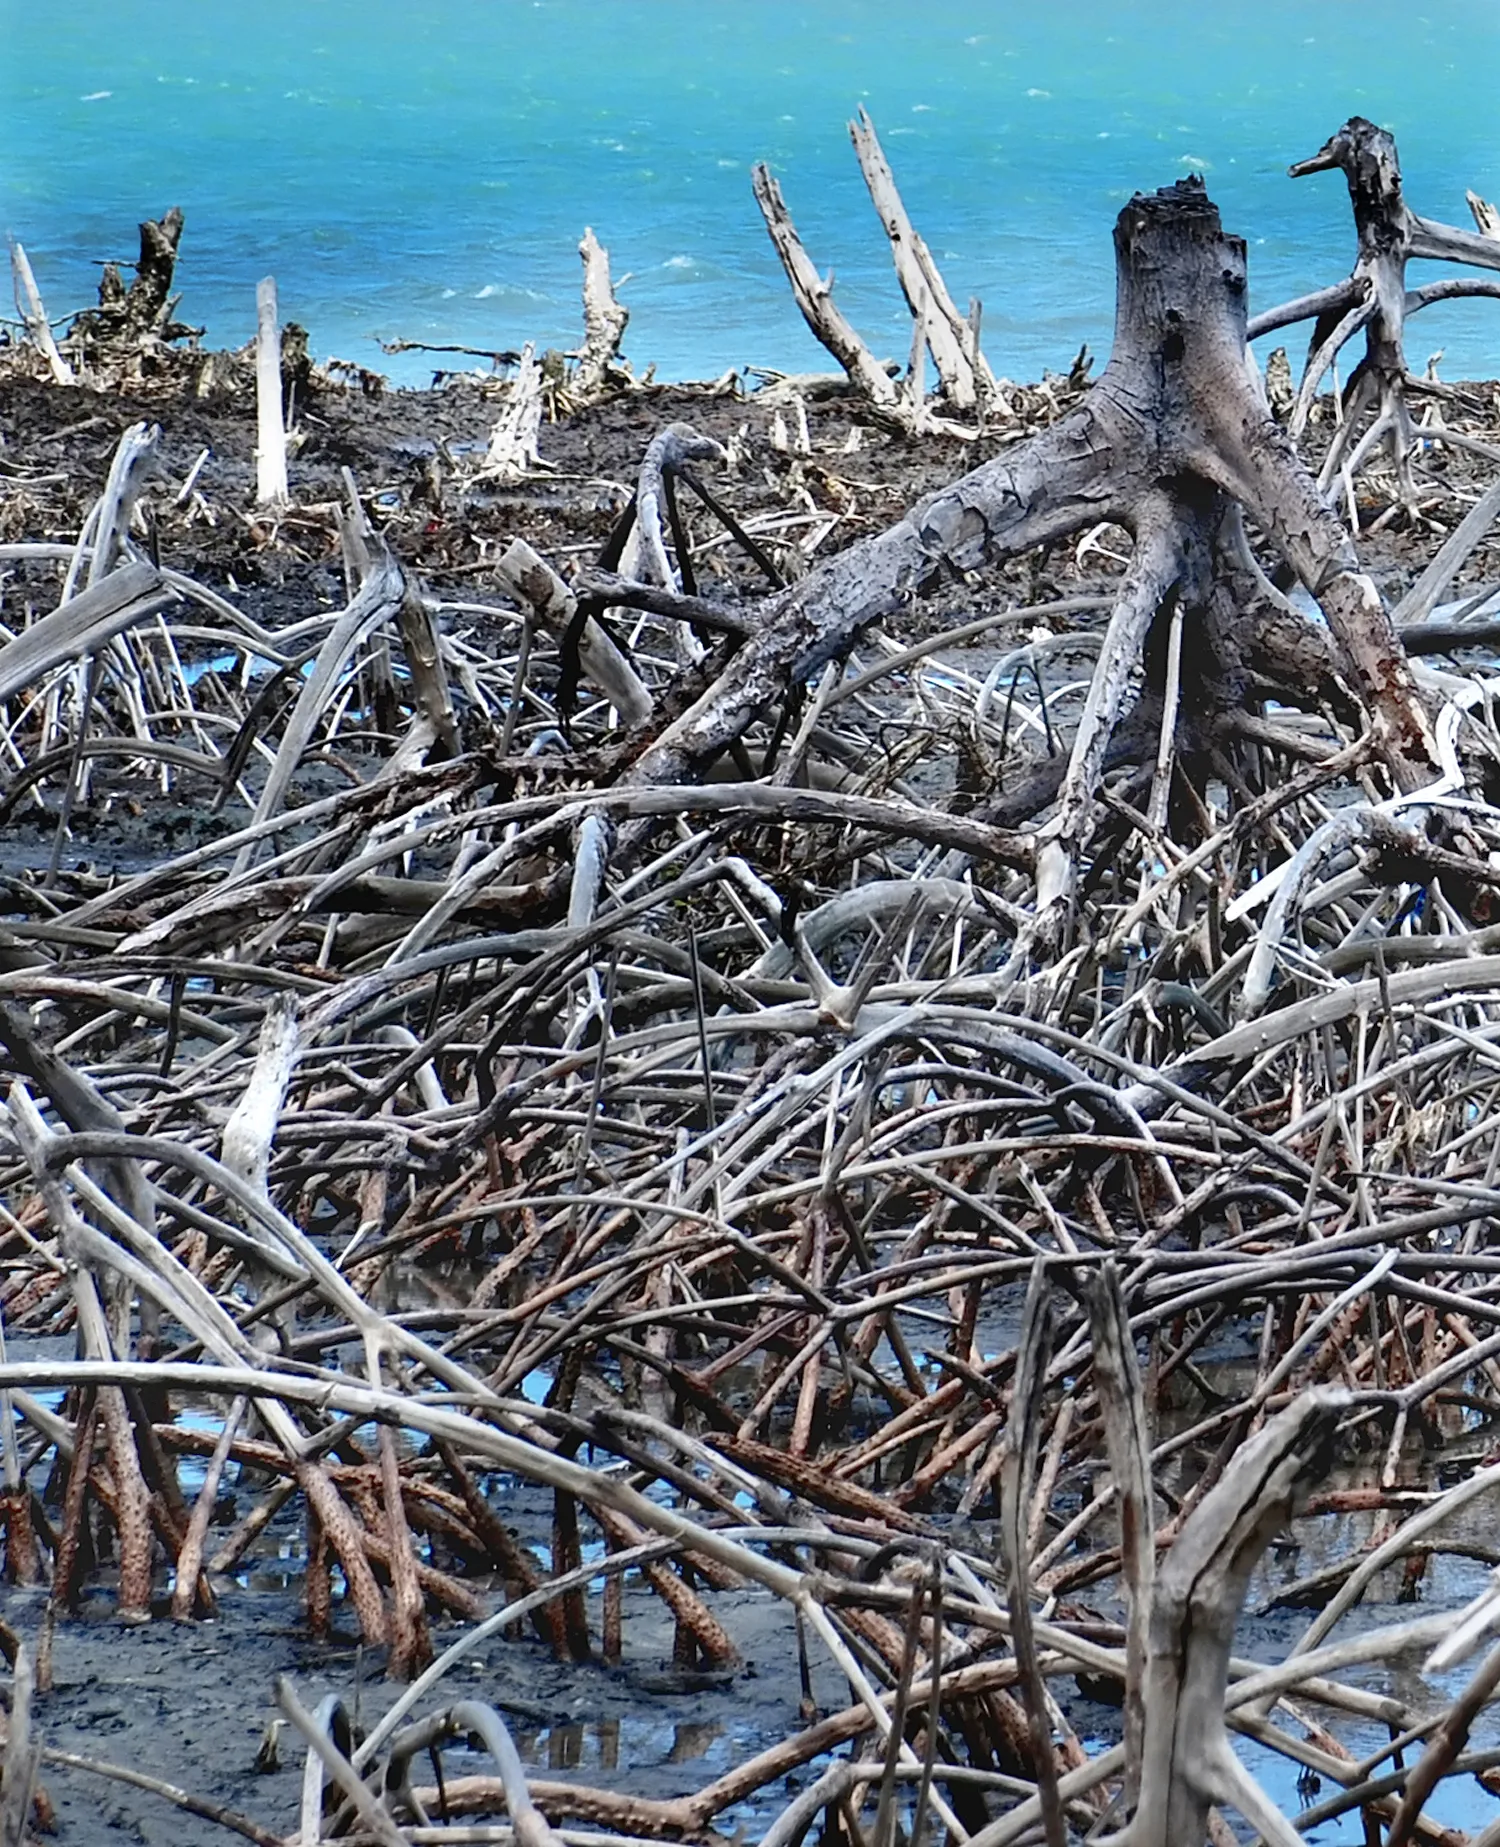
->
[4,112,1500,1847]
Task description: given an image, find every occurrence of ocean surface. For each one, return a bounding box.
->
[4,1,1500,389]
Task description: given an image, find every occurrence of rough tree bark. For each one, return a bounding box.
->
[1248,118,1500,498]
[69,207,203,356]
[626,180,1437,929]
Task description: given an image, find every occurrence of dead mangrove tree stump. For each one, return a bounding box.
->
[632,178,1436,935]
[1250,117,1500,499]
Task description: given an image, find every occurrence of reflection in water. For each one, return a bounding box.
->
[666,1721,723,1765]
[511,1714,724,1776]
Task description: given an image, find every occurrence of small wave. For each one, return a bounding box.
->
[1027,88,1051,99]
[664,255,695,270]
[912,103,932,112]
[1179,154,1210,170]
[80,90,112,102]
[474,283,553,304]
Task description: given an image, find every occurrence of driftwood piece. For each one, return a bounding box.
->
[494,537,653,726]
[480,342,548,480]
[0,561,175,703]
[233,544,407,868]
[221,996,300,1203]
[1122,1392,1347,1847]
[573,227,630,399]
[751,163,898,407]
[1086,1266,1157,1809]
[395,580,460,757]
[849,108,987,411]
[1393,473,1500,623]
[86,421,160,588]
[8,240,75,385]
[254,277,289,507]
[626,421,727,592]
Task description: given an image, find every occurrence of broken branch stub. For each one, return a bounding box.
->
[254,277,289,508]
[8,240,75,386]
[848,107,986,411]
[1126,1391,1348,1847]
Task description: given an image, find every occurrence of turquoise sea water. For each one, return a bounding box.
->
[4,1,1500,387]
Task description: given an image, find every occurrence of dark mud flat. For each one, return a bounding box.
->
[5,353,1495,620]
[5,354,1496,885]
[0,367,976,617]
[13,1494,1500,1846]
[8,1583,852,1847]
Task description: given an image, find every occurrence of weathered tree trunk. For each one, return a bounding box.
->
[70,207,202,358]
[751,163,899,408]
[255,277,290,508]
[627,180,1436,926]
[848,107,989,411]
[1250,119,1500,498]
[572,227,630,400]
[120,206,187,338]
[480,343,548,481]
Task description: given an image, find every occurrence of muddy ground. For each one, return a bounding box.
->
[5,352,1498,643]
[13,1441,1500,1845]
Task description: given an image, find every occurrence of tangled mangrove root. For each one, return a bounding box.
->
[4,154,1500,1846]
